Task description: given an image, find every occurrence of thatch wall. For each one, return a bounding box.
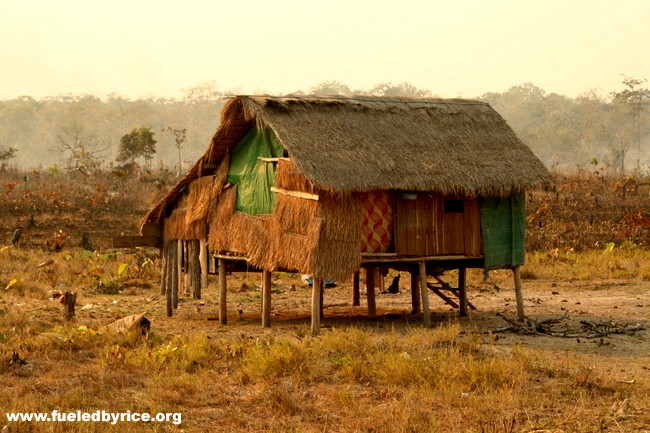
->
[275,159,315,193]
[207,185,276,271]
[272,194,320,274]
[311,193,362,281]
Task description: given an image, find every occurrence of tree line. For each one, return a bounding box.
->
[0,78,648,176]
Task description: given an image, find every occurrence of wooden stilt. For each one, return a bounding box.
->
[366,265,377,319]
[160,242,168,296]
[513,266,525,319]
[458,267,468,316]
[177,240,183,299]
[410,271,421,314]
[190,240,201,299]
[262,270,272,328]
[199,239,208,289]
[167,242,177,316]
[172,242,179,310]
[311,277,322,336]
[319,279,324,320]
[352,271,360,307]
[418,261,431,327]
[61,291,76,320]
[218,258,227,325]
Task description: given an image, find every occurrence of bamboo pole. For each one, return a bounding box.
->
[218,258,227,325]
[418,261,431,327]
[410,270,420,314]
[352,271,360,307]
[311,277,322,336]
[458,267,468,316]
[199,239,208,289]
[262,270,272,328]
[513,266,525,319]
[365,265,377,319]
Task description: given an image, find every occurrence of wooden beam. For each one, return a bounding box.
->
[427,283,459,309]
[410,271,420,314]
[418,261,431,327]
[112,235,161,248]
[311,277,322,336]
[365,265,377,319]
[262,270,272,328]
[218,258,227,325]
[257,157,290,163]
[352,271,360,307]
[458,267,467,316]
[361,254,483,264]
[160,242,168,296]
[513,266,525,319]
[270,186,319,201]
[190,240,201,299]
[319,278,324,320]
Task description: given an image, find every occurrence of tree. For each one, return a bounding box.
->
[370,82,432,98]
[0,146,17,162]
[117,127,157,170]
[163,126,186,175]
[52,124,107,173]
[611,76,650,173]
[310,81,352,96]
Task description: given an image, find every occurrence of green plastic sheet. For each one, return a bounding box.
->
[479,193,526,269]
[226,127,284,216]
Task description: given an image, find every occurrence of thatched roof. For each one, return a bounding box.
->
[142,95,550,226]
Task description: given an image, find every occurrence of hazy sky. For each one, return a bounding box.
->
[1,0,648,100]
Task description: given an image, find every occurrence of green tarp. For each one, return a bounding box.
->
[479,193,526,269]
[226,127,285,216]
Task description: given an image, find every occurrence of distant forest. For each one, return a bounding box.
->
[0,78,648,175]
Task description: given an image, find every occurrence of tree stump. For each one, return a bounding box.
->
[10,228,22,246]
[60,291,77,320]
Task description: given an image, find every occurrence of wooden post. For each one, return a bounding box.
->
[166,242,177,316]
[352,271,360,306]
[319,279,324,320]
[189,240,201,299]
[262,270,272,328]
[61,291,76,320]
[171,242,179,310]
[513,266,525,319]
[218,258,227,325]
[311,277,322,336]
[410,270,420,314]
[177,240,183,299]
[458,267,468,316]
[366,265,377,319]
[199,239,208,289]
[418,261,431,327]
[160,242,168,296]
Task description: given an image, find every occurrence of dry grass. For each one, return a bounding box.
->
[1,247,649,432]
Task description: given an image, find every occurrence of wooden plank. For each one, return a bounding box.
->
[262,270,272,328]
[410,271,420,314]
[395,195,408,255]
[311,277,322,336]
[176,240,183,306]
[141,223,161,237]
[427,283,459,308]
[218,258,228,325]
[257,157,291,163]
[270,186,319,201]
[433,193,444,255]
[112,236,161,248]
[353,271,360,307]
[361,254,483,263]
[365,265,377,319]
[414,196,426,256]
[418,261,431,326]
[424,193,434,255]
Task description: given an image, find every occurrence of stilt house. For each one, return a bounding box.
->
[139,96,550,335]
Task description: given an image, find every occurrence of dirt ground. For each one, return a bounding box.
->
[43,269,647,376]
